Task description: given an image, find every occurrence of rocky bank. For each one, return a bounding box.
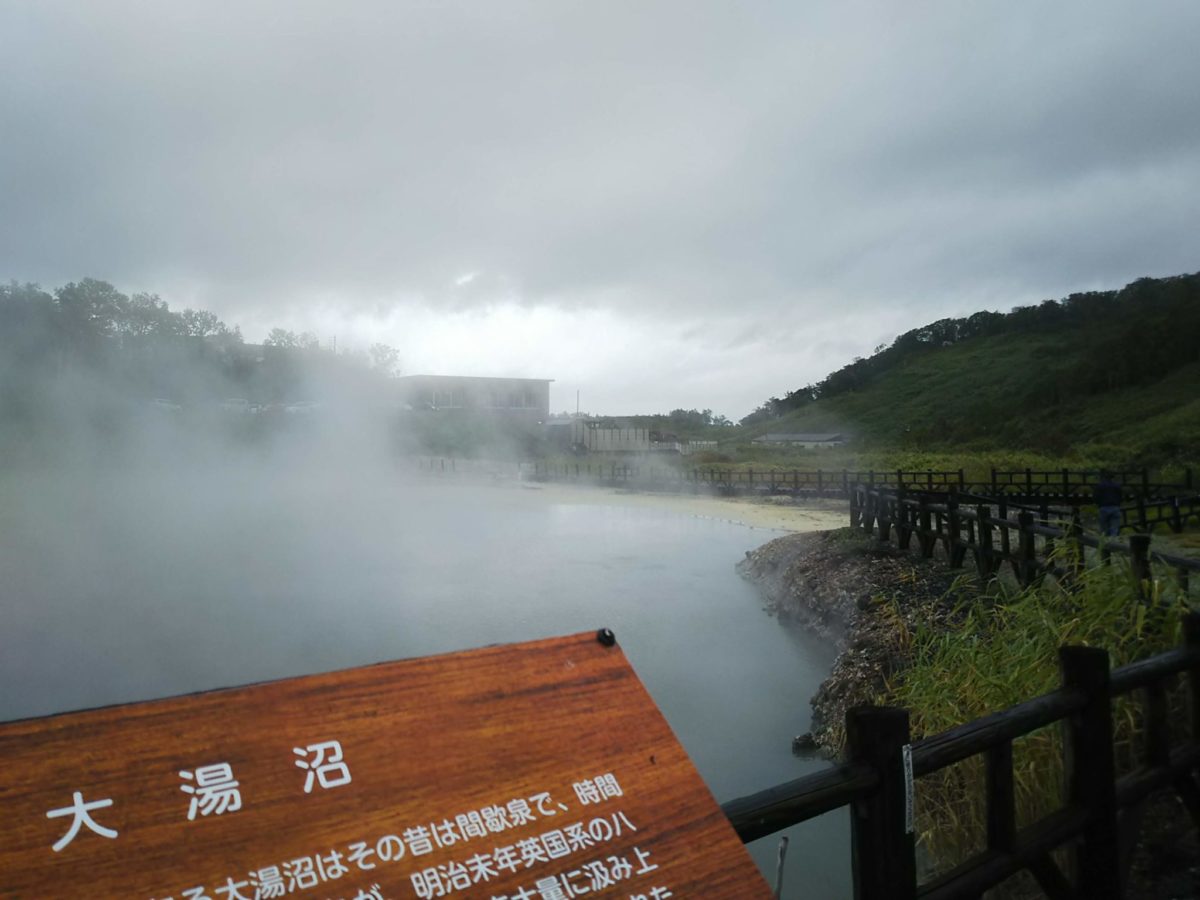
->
[737,526,969,754]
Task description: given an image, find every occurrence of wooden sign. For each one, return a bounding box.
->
[0,630,770,899]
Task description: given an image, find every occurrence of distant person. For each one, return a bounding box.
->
[1094,471,1123,537]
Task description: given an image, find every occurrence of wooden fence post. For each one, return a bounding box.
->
[986,740,1016,856]
[1185,614,1200,748]
[975,505,993,578]
[1059,646,1120,899]
[1129,534,1151,603]
[896,486,911,549]
[947,489,964,567]
[918,497,934,559]
[850,484,861,529]
[997,498,1011,567]
[846,706,916,900]
[1170,614,1200,835]
[1017,511,1037,586]
[878,490,892,543]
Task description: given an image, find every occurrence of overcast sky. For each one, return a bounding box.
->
[3,2,1198,418]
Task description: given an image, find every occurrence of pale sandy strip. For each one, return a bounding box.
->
[516,480,848,533]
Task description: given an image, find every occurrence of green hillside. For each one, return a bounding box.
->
[742,273,1200,470]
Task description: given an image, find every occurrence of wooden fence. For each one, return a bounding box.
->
[850,484,1200,590]
[983,468,1194,501]
[722,615,1200,899]
[520,462,880,496]
[411,458,1199,533]
[849,487,1195,592]
[508,461,1195,503]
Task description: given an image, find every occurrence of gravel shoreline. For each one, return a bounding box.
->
[737,527,967,753]
[509,479,849,532]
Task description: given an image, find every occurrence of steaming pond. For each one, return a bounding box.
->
[1,468,849,895]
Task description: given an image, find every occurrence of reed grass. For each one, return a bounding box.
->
[884,557,1194,884]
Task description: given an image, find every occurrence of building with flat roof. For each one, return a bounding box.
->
[546,419,718,455]
[398,375,552,422]
[751,432,847,447]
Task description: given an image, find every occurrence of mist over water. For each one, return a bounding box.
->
[1,440,848,892]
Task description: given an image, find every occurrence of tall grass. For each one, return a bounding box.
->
[885,559,1194,882]
[696,446,1199,483]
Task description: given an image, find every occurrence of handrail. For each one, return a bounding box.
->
[1109,646,1200,695]
[719,763,878,843]
[722,559,1200,899]
[910,689,1084,777]
[450,461,1198,502]
[851,483,1200,577]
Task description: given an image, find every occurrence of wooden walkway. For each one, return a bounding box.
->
[512,461,1197,507]
[851,484,1200,589]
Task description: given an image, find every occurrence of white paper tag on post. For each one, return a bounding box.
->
[902,743,915,834]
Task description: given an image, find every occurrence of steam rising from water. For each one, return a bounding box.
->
[1,407,850,893]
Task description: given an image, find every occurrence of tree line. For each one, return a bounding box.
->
[0,278,405,458]
[0,278,401,409]
[742,272,1200,425]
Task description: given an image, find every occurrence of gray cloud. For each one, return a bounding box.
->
[2,1,1199,414]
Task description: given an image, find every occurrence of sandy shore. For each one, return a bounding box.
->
[515,480,849,534]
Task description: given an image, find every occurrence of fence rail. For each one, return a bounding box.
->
[851,484,1200,583]
[416,459,1197,509]
[722,615,1200,899]
[414,458,1200,535]
[984,467,1195,501]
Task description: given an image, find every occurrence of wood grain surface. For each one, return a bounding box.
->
[0,631,770,899]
